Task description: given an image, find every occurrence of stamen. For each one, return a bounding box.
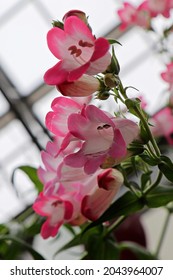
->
[51,200,62,207]
[78,40,93,48]
[68,46,82,57]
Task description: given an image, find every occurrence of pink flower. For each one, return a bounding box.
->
[161,62,173,91]
[44,16,111,86]
[64,105,139,174]
[57,75,100,97]
[82,169,123,220]
[144,0,171,18]
[46,97,83,137]
[46,97,139,174]
[117,2,151,30]
[33,192,75,239]
[33,137,124,238]
[150,107,173,145]
[117,2,137,30]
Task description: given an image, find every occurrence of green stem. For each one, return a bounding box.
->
[118,81,128,99]
[154,209,171,258]
[117,79,161,158]
[134,106,161,158]
[143,171,163,195]
[104,215,126,238]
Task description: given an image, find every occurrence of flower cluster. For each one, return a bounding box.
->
[118,1,173,145]
[33,11,140,239]
[118,0,173,30]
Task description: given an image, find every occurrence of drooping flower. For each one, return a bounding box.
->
[150,107,173,145]
[57,75,100,97]
[44,16,111,86]
[161,62,173,91]
[33,136,124,238]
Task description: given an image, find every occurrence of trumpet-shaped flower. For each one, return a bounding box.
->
[46,97,139,174]
[44,16,111,86]
[57,75,100,97]
[33,137,123,238]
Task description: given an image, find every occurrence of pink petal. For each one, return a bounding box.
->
[87,52,111,75]
[58,75,99,97]
[41,220,62,239]
[67,62,90,81]
[47,27,66,59]
[44,61,68,85]
[64,16,95,42]
[46,97,81,136]
[110,129,127,158]
[91,37,110,61]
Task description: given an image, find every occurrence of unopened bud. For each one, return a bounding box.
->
[63,10,88,24]
[97,91,110,100]
[104,73,120,88]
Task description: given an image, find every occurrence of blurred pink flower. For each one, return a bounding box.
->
[44,16,111,86]
[150,107,173,145]
[161,62,173,91]
[144,0,171,18]
[117,2,151,30]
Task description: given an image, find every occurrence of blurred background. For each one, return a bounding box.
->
[0,0,173,259]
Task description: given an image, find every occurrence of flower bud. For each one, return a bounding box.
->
[97,91,110,100]
[63,10,88,24]
[104,73,120,88]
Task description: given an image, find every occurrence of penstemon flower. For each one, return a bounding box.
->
[44,16,111,87]
[33,137,124,238]
[46,96,139,174]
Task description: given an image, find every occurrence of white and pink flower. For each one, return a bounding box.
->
[46,97,139,174]
[44,16,111,86]
[33,136,124,239]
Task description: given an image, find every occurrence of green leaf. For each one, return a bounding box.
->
[145,186,173,208]
[12,165,43,193]
[108,39,122,46]
[119,241,156,260]
[86,237,120,260]
[141,171,152,189]
[54,225,102,256]
[158,156,173,182]
[140,153,160,166]
[86,191,144,230]
[0,235,45,260]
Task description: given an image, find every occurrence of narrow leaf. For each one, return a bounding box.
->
[0,235,44,260]
[12,165,43,193]
[145,186,173,207]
